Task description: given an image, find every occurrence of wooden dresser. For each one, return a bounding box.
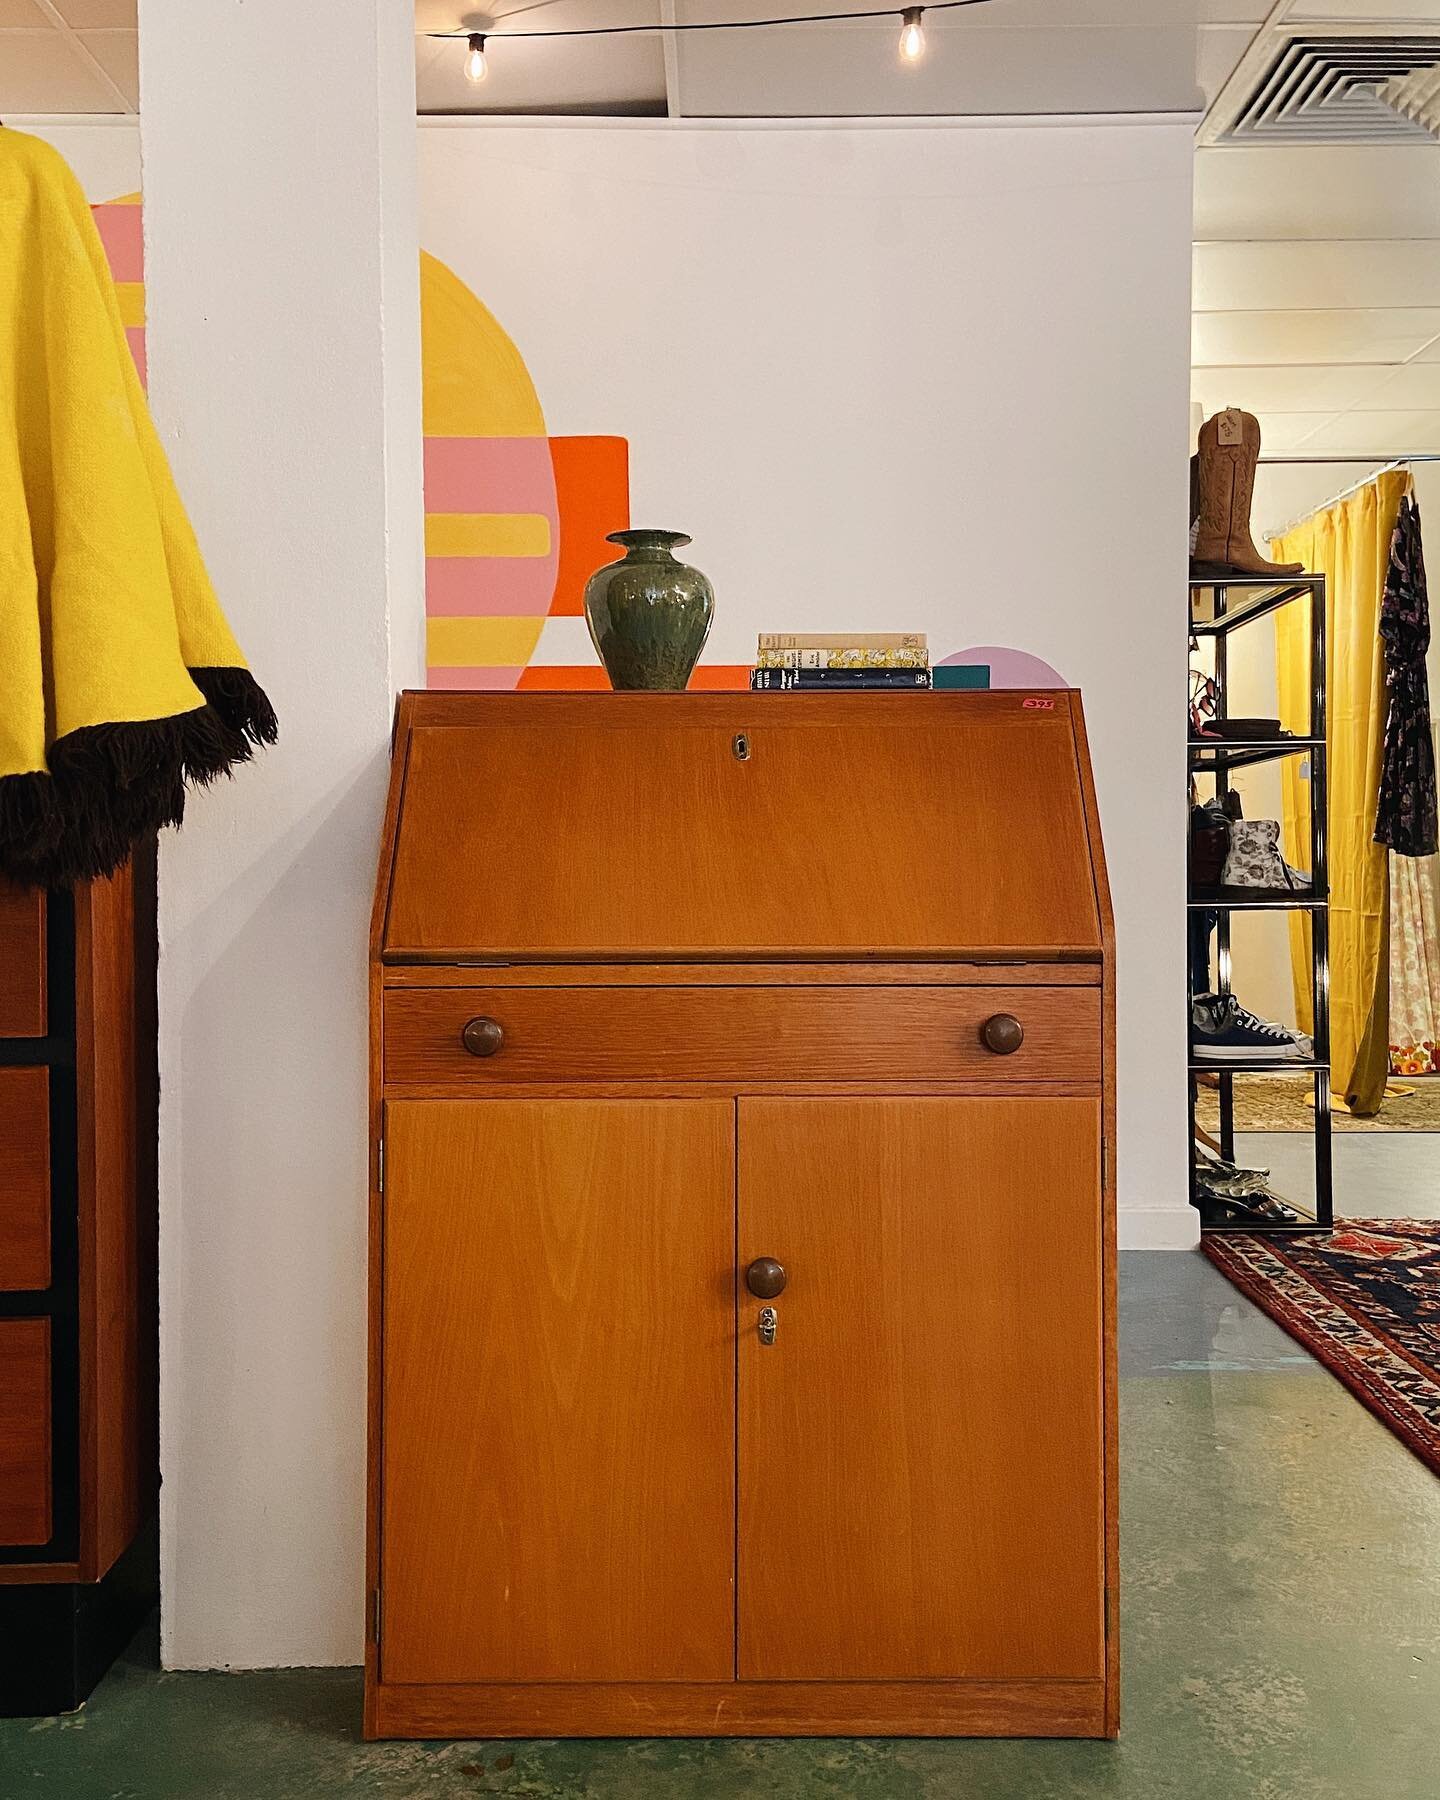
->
[367,690,1116,1740]
[0,855,157,1716]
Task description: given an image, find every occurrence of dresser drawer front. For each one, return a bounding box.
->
[0,1318,52,1546]
[0,1068,50,1292]
[384,985,1100,1087]
[0,882,46,1038]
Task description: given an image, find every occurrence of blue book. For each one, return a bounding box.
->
[932,665,991,690]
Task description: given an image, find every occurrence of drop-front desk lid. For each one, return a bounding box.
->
[377,690,1109,964]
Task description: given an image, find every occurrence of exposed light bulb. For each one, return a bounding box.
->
[898,6,925,63]
[464,33,488,84]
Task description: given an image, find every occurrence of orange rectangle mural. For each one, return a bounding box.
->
[548,437,631,618]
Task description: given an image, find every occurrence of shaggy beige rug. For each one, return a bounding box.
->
[1195,1074,1440,1133]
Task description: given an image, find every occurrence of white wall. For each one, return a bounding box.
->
[138,3,423,1670]
[419,119,1197,1250]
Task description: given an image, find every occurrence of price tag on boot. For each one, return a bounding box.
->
[1217,408,1245,446]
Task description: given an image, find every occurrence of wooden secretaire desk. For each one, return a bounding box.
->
[367,690,1116,1740]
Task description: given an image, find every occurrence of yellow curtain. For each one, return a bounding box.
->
[1271,470,1405,1115]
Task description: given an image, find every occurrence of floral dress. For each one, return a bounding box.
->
[1376,494,1438,858]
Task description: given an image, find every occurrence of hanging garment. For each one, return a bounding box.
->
[0,127,275,887]
[1273,471,1407,1116]
[1389,838,1440,1076]
[1375,493,1439,857]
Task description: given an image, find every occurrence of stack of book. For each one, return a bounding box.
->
[750,633,931,690]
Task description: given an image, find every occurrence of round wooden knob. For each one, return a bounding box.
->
[981,1013,1024,1056]
[745,1257,787,1299]
[461,1016,505,1058]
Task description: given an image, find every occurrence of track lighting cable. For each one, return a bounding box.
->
[432,2,996,74]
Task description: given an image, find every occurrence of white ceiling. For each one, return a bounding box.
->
[1194,4,1440,461]
[0,2,1241,121]
[0,0,136,112]
[413,1,1220,120]
[0,0,1400,131]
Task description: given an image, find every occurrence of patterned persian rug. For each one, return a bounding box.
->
[1203,1221,1440,1475]
[1195,1075,1440,1132]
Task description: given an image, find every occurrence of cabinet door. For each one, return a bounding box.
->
[381,1098,734,1684]
[737,1096,1104,1682]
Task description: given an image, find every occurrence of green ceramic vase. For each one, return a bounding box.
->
[583,530,715,691]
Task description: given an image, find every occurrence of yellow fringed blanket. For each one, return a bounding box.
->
[0,127,274,885]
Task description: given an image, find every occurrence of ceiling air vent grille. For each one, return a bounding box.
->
[1223,35,1440,145]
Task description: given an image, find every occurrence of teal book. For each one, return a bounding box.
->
[933,665,991,690]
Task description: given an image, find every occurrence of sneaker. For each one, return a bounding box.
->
[1191,992,1311,1062]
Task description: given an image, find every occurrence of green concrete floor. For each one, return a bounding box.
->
[3,1249,1438,1799]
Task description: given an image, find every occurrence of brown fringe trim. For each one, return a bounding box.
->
[0,668,278,889]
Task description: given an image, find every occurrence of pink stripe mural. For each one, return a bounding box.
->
[423,437,556,514]
[425,557,564,617]
[91,203,144,282]
[423,434,559,624]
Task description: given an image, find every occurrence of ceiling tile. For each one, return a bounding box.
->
[1197,25,1257,105]
[1246,412,1342,453]
[415,0,662,36]
[1190,365,1388,414]
[1296,0,1440,18]
[54,0,135,23]
[1195,145,1440,243]
[0,30,121,110]
[1195,240,1440,312]
[686,0,1239,21]
[1358,363,1440,408]
[76,26,135,107]
[673,23,1200,118]
[1194,1,1270,17]
[1288,410,1440,456]
[1193,308,1440,367]
[413,0,461,30]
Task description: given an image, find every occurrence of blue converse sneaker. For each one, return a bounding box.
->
[1191,992,1312,1062]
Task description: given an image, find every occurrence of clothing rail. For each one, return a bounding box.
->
[1262,455,1436,542]
[1258,455,1440,464]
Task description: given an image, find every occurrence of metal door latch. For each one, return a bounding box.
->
[758,1306,778,1346]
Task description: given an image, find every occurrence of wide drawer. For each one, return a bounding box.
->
[0,1068,50,1291]
[0,881,45,1038]
[383,985,1100,1087]
[0,1318,51,1546]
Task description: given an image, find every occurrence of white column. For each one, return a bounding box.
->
[138,0,423,1667]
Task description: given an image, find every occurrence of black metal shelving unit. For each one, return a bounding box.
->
[1189,574,1332,1234]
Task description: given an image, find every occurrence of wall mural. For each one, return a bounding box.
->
[96,204,1057,695]
[92,193,146,383]
[419,252,642,690]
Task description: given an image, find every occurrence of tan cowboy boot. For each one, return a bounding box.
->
[1190,409,1305,579]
